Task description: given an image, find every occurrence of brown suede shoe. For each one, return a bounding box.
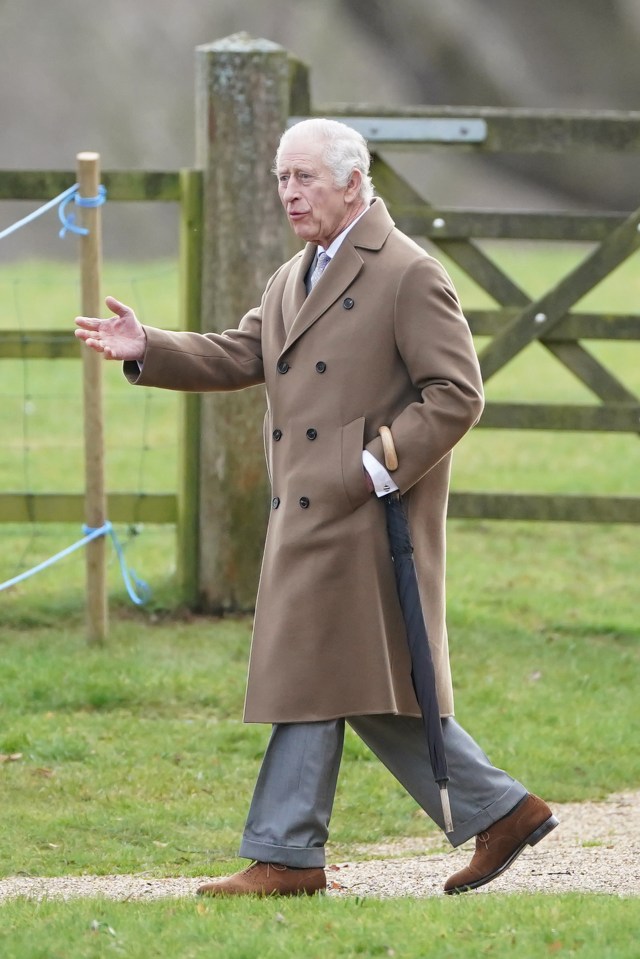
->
[197,861,326,897]
[444,793,558,895]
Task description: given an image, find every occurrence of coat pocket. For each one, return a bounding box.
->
[341,415,370,511]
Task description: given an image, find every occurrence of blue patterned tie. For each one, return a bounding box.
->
[309,251,331,289]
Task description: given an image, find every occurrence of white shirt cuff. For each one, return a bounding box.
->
[362,450,399,498]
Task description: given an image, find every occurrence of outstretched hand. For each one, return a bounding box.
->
[75,296,147,361]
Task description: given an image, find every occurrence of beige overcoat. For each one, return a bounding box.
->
[126,198,484,723]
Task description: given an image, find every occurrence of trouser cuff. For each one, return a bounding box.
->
[239,836,326,868]
[447,782,528,846]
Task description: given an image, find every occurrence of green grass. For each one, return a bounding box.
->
[1,895,639,959]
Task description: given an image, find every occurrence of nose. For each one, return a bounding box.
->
[281,178,300,204]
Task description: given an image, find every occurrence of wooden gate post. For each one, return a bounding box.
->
[193,33,309,611]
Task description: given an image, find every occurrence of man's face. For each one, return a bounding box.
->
[276,133,362,249]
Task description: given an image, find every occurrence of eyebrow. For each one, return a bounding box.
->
[276,162,317,175]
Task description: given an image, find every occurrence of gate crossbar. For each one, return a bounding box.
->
[372,156,640,422]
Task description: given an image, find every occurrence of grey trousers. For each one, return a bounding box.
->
[239,714,527,868]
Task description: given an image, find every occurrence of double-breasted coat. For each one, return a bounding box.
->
[125,198,484,723]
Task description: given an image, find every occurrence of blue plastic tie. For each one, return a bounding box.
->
[0,521,150,606]
[0,183,106,241]
[58,184,107,237]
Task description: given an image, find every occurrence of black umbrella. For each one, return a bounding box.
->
[379,427,453,833]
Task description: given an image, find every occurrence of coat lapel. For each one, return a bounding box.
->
[282,246,314,337]
[282,243,365,354]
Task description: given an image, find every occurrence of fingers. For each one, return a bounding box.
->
[74,324,108,354]
[75,329,102,350]
[75,295,135,329]
[75,317,99,331]
[105,295,132,317]
[75,332,105,353]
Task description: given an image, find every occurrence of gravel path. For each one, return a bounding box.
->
[1,792,638,902]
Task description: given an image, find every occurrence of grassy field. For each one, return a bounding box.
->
[0,249,639,955]
[1,894,639,959]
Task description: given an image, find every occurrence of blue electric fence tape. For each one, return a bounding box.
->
[0,181,151,606]
[0,522,151,605]
[0,183,107,241]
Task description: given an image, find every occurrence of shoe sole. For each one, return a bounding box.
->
[444,814,559,895]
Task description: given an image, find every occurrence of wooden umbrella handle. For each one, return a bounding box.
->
[378,425,398,472]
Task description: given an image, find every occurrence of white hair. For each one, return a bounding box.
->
[275,118,375,203]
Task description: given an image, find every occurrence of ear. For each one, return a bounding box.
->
[344,169,363,202]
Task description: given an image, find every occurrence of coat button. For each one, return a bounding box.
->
[272,497,280,509]
[299,496,310,509]
[315,361,327,373]
[277,360,289,374]
[273,429,283,441]
[343,297,354,310]
[306,428,318,440]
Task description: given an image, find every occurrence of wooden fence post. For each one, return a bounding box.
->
[177,167,203,607]
[193,33,309,611]
[77,151,107,642]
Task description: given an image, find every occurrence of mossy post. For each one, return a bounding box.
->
[194,34,310,611]
[177,167,203,608]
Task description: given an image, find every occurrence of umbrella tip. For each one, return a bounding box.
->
[440,784,454,834]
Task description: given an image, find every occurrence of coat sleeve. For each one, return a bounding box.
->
[365,255,484,493]
[123,303,265,393]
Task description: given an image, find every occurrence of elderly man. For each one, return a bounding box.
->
[75,118,557,897]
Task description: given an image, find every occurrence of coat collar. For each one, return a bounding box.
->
[346,196,396,251]
[281,198,395,353]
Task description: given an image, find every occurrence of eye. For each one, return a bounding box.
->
[298,173,313,183]
[278,174,289,185]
